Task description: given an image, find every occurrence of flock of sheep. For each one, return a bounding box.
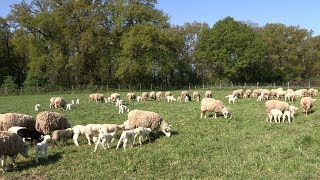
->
[0,87,317,173]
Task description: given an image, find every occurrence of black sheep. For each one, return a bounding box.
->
[17,128,44,145]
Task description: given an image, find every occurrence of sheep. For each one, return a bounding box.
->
[257,93,268,102]
[251,89,261,98]
[177,96,182,101]
[156,91,163,101]
[308,88,318,97]
[133,127,152,146]
[15,128,45,145]
[136,96,143,102]
[167,95,176,102]
[300,97,317,116]
[72,125,94,146]
[54,97,67,110]
[93,131,116,152]
[35,135,51,164]
[205,90,212,98]
[282,106,298,123]
[200,98,230,119]
[232,89,243,98]
[226,94,237,104]
[165,91,172,98]
[115,98,123,107]
[0,131,29,173]
[51,128,74,147]
[269,108,283,123]
[0,113,35,131]
[99,124,124,134]
[127,92,136,102]
[89,93,96,102]
[180,91,189,100]
[119,104,130,114]
[193,91,200,102]
[116,130,135,150]
[141,92,148,101]
[127,110,172,137]
[35,104,40,111]
[7,126,27,134]
[66,103,72,110]
[49,97,57,109]
[184,95,191,102]
[123,120,129,130]
[285,91,297,103]
[95,93,105,102]
[76,98,80,104]
[36,111,71,135]
[71,100,75,105]
[244,89,252,98]
[149,91,156,100]
[111,93,120,103]
[265,100,289,121]
[296,89,308,97]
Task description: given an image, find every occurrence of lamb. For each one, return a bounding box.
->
[99,124,124,134]
[205,90,212,98]
[35,135,51,163]
[36,111,71,134]
[193,91,200,102]
[269,108,283,123]
[226,94,237,104]
[165,91,172,98]
[93,131,116,152]
[127,92,136,102]
[149,91,156,100]
[115,98,123,107]
[35,104,40,111]
[127,110,172,137]
[116,130,135,150]
[300,97,317,116]
[71,100,75,105]
[110,93,120,103]
[133,127,152,146]
[251,89,261,98]
[54,97,67,109]
[72,125,94,146]
[265,100,289,121]
[167,95,176,102]
[282,106,299,123]
[285,91,297,102]
[184,95,191,102]
[75,98,80,104]
[136,96,142,102]
[49,97,57,108]
[0,113,35,131]
[156,91,163,101]
[119,104,130,114]
[200,98,230,119]
[51,128,74,147]
[66,103,72,110]
[0,131,29,173]
[141,92,149,101]
[16,128,45,145]
[180,91,189,100]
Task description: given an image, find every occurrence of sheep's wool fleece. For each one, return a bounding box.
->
[0,113,35,131]
[36,111,70,134]
[128,110,163,131]
[265,100,289,113]
[0,131,26,155]
[201,98,224,112]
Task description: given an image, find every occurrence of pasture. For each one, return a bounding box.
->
[1,88,320,179]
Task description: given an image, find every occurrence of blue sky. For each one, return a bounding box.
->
[1,0,319,36]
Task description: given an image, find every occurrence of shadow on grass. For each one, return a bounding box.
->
[6,151,63,173]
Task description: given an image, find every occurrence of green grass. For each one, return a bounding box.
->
[1,89,320,179]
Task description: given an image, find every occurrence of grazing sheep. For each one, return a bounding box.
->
[51,128,74,147]
[156,91,163,101]
[133,127,152,146]
[300,97,317,116]
[93,131,116,152]
[282,106,298,123]
[269,108,283,123]
[0,131,29,173]
[285,91,297,103]
[136,96,142,102]
[141,92,149,101]
[116,130,135,150]
[119,104,130,114]
[54,97,67,109]
[265,100,289,121]
[180,91,189,100]
[244,89,252,98]
[127,92,136,102]
[49,97,57,109]
[226,95,237,104]
[205,90,212,98]
[0,113,35,131]
[193,91,201,102]
[184,95,191,102]
[111,93,120,103]
[35,111,70,135]
[167,95,176,102]
[200,98,230,119]
[127,110,172,137]
[251,89,261,98]
[35,104,40,111]
[296,89,308,97]
[232,89,243,98]
[35,135,51,163]
[16,128,44,145]
[72,125,94,146]
[149,91,156,100]
[165,91,172,98]
[308,88,318,97]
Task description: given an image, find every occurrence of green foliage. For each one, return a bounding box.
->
[0,76,17,94]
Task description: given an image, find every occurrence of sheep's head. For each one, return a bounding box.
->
[160,122,172,137]
[221,107,230,118]
[20,145,29,158]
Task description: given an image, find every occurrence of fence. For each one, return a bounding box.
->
[0,81,319,96]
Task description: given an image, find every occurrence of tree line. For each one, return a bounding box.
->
[0,0,319,92]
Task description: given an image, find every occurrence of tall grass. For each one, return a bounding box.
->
[1,89,320,179]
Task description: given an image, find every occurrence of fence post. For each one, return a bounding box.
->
[308,81,311,88]
[231,82,233,89]
[118,84,120,91]
[107,84,108,92]
[244,82,246,88]
[150,84,153,91]
[189,83,191,90]
[287,82,289,89]
[219,83,222,89]
[129,84,131,91]
[202,84,204,90]
[256,82,259,89]
[273,82,275,88]
[194,85,196,90]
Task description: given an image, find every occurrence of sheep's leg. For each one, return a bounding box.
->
[116,137,123,149]
[94,142,100,152]
[85,133,91,145]
[139,136,143,146]
[214,113,217,119]
[123,139,128,150]
[147,134,151,143]
[1,155,6,173]
[73,134,80,146]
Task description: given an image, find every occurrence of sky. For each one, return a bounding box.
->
[1,0,319,36]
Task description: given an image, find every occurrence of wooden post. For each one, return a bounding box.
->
[231,82,233,89]
[129,84,131,91]
[140,85,142,91]
[107,84,108,92]
[273,82,275,88]
[150,84,153,91]
[256,82,259,89]
[220,83,222,89]
[287,82,289,90]
[244,82,246,88]
[308,81,311,88]
[118,84,120,91]
[189,83,191,90]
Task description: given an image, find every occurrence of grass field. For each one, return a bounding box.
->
[1,88,320,179]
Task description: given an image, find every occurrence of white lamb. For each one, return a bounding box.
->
[72,125,94,146]
[76,99,80,104]
[71,100,75,105]
[116,130,135,150]
[283,105,299,123]
[167,95,176,102]
[184,96,189,102]
[119,104,130,114]
[115,98,123,107]
[93,131,116,152]
[136,96,143,102]
[177,97,181,101]
[66,103,72,110]
[226,95,237,104]
[269,108,283,123]
[35,135,51,164]
[35,104,40,111]
[133,127,152,146]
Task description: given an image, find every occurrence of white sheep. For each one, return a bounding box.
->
[119,104,130,114]
[72,125,93,146]
[300,97,317,116]
[116,130,135,150]
[269,108,283,123]
[133,127,152,146]
[35,104,40,111]
[177,96,181,101]
[71,100,75,105]
[226,95,237,104]
[35,135,51,164]
[115,98,123,107]
[282,110,292,123]
[136,96,143,102]
[66,103,72,110]
[76,98,80,104]
[184,95,190,102]
[166,95,176,102]
[93,131,116,152]
[200,98,230,119]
